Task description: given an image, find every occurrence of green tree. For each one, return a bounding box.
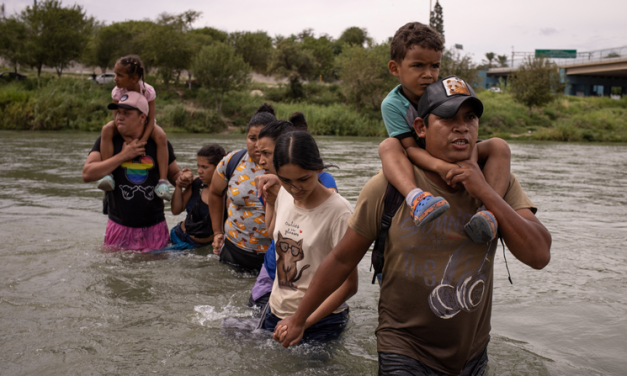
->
[440,48,479,86]
[268,38,315,98]
[141,11,200,88]
[339,26,368,47]
[82,22,130,73]
[229,31,273,72]
[336,43,396,112]
[192,43,251,112]
[497,54,508,67]
[0,16,27,74]
[430,1,444,38]
[20,0,94,78]
[509,57,565,115]
[483,52,495,69]
[302,33,337,81]
[141,24,192,89]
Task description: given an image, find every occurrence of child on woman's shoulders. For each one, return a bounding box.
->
[96,55,172,201]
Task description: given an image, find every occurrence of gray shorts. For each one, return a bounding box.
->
[378,346,488,376]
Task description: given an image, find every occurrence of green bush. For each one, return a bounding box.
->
[160,104,226,133]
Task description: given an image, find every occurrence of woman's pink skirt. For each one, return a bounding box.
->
[104,219,169,252]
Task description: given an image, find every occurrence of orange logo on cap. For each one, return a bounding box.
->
[443,77,470,96]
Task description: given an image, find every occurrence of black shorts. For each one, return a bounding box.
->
[219,238,265,273]
[378,346,488,376]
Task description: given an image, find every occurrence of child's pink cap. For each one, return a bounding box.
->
[107,92,148,116]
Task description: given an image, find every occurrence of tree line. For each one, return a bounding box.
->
[3,0,539,115]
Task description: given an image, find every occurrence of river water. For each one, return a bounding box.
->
[0,131,625,375]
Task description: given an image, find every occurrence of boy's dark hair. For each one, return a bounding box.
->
[117,55,146,88]
[273,131,336,172]
[390,22,445,63]
[197,144,227,165]
[248,103,277,131]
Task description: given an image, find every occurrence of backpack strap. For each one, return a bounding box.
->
[371,182,404,285]
[222,149,248,195]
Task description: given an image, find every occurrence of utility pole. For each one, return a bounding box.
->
[511,46,514,69]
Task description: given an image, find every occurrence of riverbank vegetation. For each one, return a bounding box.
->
[2,74,625,141]
[1,3,625,141]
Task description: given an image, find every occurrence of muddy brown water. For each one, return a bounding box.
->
[0,131,625,375]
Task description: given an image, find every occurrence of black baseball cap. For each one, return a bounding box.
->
[417,75,484,120]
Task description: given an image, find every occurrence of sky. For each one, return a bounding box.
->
[4,0,627,64]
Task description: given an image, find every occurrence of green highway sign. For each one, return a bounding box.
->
[535,49,577,58]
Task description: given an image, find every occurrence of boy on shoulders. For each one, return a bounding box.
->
[379,22,511,243]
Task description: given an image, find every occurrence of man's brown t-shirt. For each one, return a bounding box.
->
[348,167,535,375]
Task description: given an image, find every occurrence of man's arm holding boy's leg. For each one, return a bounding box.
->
[273,227,373,347]
[448,161,551,269]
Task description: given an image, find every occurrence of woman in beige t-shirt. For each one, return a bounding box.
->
[258,131,358,342]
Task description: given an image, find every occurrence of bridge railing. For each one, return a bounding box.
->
[509,46,627,69]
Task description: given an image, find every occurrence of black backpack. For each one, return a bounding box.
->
[222,149,248,195]
[370,183,405,285]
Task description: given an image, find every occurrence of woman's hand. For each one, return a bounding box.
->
[273,316,305,348]
[176,168,193,188]
[212,233,225,254]
[255,174,281,207]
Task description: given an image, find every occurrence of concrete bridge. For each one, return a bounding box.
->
[480,46,627,97]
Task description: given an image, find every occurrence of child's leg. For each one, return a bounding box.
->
[379,138,449,227]
[96,121,119,192]
[100,121,119,161]
[464,138,511,243]
[379,138,418,197]
[151,124,169,181]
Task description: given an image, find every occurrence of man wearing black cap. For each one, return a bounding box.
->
[272,77,552,375]
[82,92,181,251]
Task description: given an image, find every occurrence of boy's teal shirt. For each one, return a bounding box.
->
[381,84,420,139]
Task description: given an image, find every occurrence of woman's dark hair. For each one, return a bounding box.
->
[248,103,276,132]
[117,55,146,89]
[288,112,308,131]
[258,111,309,142]
[197,144,226,165]
[258,120,296,142]
[273,131,336,172]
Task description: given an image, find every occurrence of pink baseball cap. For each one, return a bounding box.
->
[107,92,148,116]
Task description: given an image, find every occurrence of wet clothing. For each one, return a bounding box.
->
[269,187,353,319]
[249,172,339,306]
[220,238,266,272]
[91,136,176,228]
[348,168,535,375]
[216,151,271,254]
[263,308,349,343]
[378,346,488,376]
[104,219,169,251]
[183,178,213,238]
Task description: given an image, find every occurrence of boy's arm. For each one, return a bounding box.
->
[140,100,156,144]
[403,136,458,181]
